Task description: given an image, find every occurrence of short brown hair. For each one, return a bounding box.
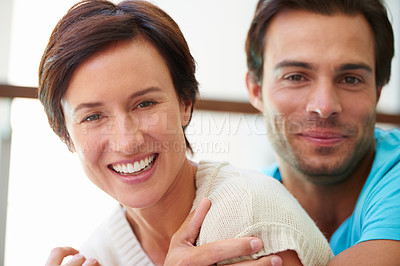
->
[38,0,198,151]
[246,0,394,88]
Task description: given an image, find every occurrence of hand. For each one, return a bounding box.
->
[45,247,100,266]
[164,198,283,266]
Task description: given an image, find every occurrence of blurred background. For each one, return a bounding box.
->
[0,0,399,265]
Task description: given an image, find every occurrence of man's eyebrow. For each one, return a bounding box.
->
[72,87,163,114]
[274,60,314,71]
[338,63,373,73]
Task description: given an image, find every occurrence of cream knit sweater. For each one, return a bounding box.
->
[193,161,333,265]
[80,161,333,265]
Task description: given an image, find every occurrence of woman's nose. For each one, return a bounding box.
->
[112,115,144,154]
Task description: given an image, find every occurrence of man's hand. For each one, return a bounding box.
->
[164,198,283,265]
[45,247,100,266]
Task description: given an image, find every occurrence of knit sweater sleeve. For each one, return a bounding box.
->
[193,161,333,265]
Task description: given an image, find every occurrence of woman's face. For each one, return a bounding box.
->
[62,39,192,208]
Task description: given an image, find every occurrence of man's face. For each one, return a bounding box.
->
[248,9,379,185]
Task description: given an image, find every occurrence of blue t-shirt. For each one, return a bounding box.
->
[261,128,400,255]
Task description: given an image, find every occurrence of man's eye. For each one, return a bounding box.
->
[82,114,101,122]
[341,76,361,85]
[284,74,305,81]
[137,101,155,109]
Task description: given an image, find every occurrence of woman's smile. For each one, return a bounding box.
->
[109,153,158,176]
[109,153,159,185]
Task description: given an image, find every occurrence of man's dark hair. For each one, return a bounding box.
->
[246,0,394,89]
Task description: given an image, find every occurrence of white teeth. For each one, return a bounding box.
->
[112,154,156,175]
[114,164,122,172]
[134,161,140,172]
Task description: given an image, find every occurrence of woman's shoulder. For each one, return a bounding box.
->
[195,161,333,265]
[195,160,288,200]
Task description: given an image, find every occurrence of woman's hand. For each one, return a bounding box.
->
[164,198,283,266]
[45,247,100,266]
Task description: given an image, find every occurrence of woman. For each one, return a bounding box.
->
[39,0,333,265]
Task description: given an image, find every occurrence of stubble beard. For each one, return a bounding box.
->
[266,113,376,186]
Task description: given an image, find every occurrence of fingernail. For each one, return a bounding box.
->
[83,258,98,266]
[271,256,282,266]
[69,253,84,262]
[250,239,262,252]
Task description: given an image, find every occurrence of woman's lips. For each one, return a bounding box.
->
[108,153,159,184]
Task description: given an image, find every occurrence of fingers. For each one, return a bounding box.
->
[231,255,282,266]
[64,254,100,266]
[45,247,100,266]
[189,237,264,264]
[166,198,267,265]
[172,197,212,245]
[64,254,86,266]
[46,247,79,266]
[82,258,101,266]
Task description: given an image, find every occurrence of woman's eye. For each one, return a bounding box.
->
[284,74,305,82]
[137,100,155,109]
[82,114,101,122]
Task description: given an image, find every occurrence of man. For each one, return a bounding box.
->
[166,0,400,265]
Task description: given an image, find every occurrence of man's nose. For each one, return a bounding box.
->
[306,81,342,118]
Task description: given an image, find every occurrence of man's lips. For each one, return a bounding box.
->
[299,131,346,145]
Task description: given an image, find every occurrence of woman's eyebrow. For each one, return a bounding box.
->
[126,86,163,101]
[72,87,163,114]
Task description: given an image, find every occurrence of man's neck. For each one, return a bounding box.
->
[278,148,375,240]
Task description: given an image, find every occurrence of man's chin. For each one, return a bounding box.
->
[294,160,354,185]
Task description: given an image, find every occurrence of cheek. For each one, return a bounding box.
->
[143,111,184,139]
[69,127,106,164]
[342,92,377,119]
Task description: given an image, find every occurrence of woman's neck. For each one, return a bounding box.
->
[125,158,197,265]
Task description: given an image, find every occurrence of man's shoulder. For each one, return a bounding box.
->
[260,163,281,181]
[374,127,400,148]
[372,127,400,180]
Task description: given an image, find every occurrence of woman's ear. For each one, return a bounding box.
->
[67,142,76,153]
[180,100,193,127]
[65,135,76,153]
[246,71,264,112]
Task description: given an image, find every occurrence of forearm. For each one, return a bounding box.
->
[327,240,400,266]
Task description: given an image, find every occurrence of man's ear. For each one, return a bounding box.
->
[180,100,193,127]
[246,72,264,112]
[376,86,383,104]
